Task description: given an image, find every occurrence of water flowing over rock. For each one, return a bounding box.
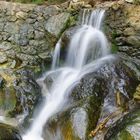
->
[0,0,78,123]
[0,1,140,140]
[22,9,115,140]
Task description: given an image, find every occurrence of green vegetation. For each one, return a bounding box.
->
[111,30,119,53]
[111,43,118,53]
[10,0,67,4]
[15,0,45,4]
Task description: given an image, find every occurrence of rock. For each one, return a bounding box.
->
[38,51,51,60]
[0,42,12,51]
[123,28,136,36]
[18,37,29,46]
[0,76,4,88]
[123,57,140,80]
[16,11,28,19]
[44,75,105,140]
[0,68,41,118]
[0,22,4,32]
[0,86,17,116]
[105,108,140,140]
[127,36,140,47]
[0,52,7,64]
[43,59,139,139]
[9,69,41,117]
[45,12,71,37]
[7,16,17,22]
[43,5,60,18]
[125,0,134,3]
[4,22,19,34]
[34,31,45,40]
[0,123,22,140]
[133,84,140,101]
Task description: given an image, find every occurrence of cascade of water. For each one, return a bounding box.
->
[23,9,114,140]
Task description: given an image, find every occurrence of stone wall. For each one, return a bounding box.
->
[0,1,75,118]
[0,1,72,68]
[100,1,140,79]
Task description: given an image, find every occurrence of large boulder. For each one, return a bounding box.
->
[0,68,41,120]
[42,60,139,140]
[45,12,71,38]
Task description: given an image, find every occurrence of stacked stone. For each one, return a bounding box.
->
[0,1,71,67]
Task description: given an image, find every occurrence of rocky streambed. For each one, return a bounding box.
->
[0,0,140,140]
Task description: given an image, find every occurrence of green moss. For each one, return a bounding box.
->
[111,30,119,54]
[47,0,67,4]
[15,0,45,4]
[14,0,67,4]
[112,130,135,140]
[105,109,140,140]
[134,0,140,5]
[68,14,78,27]
[111,43,119,53]
[85,95,102,138]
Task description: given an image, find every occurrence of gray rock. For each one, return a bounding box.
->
[26,18,36,24]
[33,21,44,31]
[29,40,39,47]
[34,31,45,39]
[19,36,29,46]
[7,16,17,22]
[123,28,135,36]
[0,42,12,51]
[127,36,140,47]
[16,11,28,19]
[0,22,4,32]
[38,51,51,59]
[45,12,70,37]
[0,52,7,64]
[4,22,19,34]
[43,5,60,18]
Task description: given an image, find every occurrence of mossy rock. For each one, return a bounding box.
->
[0,123,22,140]
[43,70,107,140]
[0,87,17,116]
[105,108,140,140]
[133,85,140,101]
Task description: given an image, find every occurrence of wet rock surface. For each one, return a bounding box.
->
[105,107,140,140]
[42,59,139,140]
[0,68,41,118]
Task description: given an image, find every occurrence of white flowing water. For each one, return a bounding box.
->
[23,9,114,140]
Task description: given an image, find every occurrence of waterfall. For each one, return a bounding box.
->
[22,9,114,140]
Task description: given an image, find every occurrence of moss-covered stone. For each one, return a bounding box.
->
[105,108,140,140]
[133,84,140,102]
[0,123,22,140]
